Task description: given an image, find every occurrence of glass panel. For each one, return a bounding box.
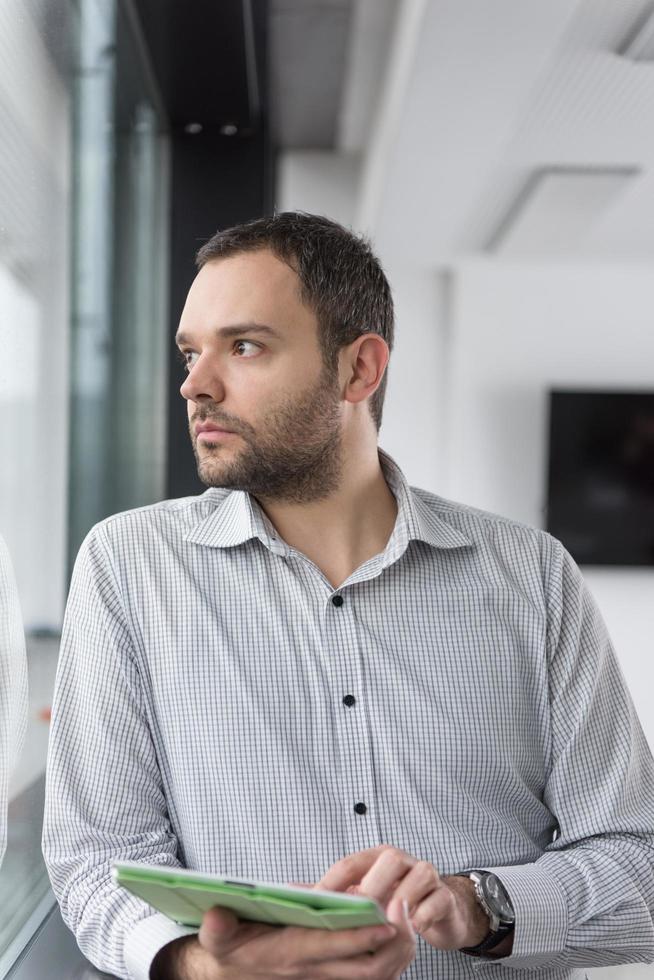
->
[67,0,117,567]
[0,0,169,967]
[69,0,169,564]
[0,0,73,959]
[110,3,169,515]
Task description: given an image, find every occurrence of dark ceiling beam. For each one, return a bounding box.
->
[131,0,274,497]
[133,0,264,135]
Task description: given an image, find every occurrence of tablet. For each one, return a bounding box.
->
[112,860,387,930]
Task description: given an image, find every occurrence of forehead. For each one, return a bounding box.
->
[180,249,316,337]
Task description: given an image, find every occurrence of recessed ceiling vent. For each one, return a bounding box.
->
[618,5,654,61]
[485,166,640,256]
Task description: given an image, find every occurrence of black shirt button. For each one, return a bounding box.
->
[342,694,356,707]
[331,594,344,607]
[354,802,367,815]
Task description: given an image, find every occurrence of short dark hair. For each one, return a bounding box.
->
[195,211,394,432]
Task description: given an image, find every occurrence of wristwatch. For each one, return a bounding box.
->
[458,870,515,955]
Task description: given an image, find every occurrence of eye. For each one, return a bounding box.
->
[233,340,260,357]
[176,349,198,373]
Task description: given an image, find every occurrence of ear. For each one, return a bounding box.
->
[341,334,390,407]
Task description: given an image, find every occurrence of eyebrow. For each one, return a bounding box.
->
[175,322,283,347]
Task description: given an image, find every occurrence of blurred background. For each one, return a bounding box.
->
[0,0,652,976]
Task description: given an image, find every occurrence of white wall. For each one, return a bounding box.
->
[277,150,360,229]
[376,264,451,491]
[424,260,654,750]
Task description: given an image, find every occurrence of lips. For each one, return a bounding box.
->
[194,421,234,436]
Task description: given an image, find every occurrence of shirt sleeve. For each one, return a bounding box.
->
[484,537,654,971]
[42,526,196,979]
[0,535,28,867]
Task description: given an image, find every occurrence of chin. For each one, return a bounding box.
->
[198,466,223,487]
[199,450,236,477]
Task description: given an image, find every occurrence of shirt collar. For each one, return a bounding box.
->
[376,448,472,561]
[184,447,471,556]
[184,483,285,555]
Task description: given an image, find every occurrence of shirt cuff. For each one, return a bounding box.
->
[478,863,569,970]
[123,912,197,980]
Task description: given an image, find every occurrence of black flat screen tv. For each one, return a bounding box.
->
[546,390,654,565]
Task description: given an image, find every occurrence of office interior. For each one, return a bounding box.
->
[0,0,652,976]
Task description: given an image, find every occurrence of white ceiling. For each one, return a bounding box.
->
[349,0,654,264]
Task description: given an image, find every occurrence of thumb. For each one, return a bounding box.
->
[386,895,417,945]
[198,905,241,955]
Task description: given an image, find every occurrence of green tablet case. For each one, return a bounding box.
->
[112,861,387,930]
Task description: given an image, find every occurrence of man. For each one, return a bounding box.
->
[43,212,654,980]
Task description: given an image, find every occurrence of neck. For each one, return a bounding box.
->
[254,440,398,590]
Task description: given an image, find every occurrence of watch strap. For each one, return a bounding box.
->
[460,921,513,955]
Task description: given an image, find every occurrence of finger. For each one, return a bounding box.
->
[198,906,273,958]
[390,860,441,914]
[198,906,241,958]
[199,913,398,975]
[297,922,398,963]
[308,905,415,980]
[317,846,393,891]
[410,885,457,936]
[386,895,417,943]
[354,897,416,976]
[357,848,416,906]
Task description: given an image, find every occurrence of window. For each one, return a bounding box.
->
[0,0,168,970]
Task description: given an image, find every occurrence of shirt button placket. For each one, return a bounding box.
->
[329,590,377,840]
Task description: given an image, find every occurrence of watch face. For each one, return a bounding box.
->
[482,874,515,924]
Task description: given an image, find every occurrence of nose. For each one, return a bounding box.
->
[180,354,225,404]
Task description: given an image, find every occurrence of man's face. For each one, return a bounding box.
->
[176,249,344,502]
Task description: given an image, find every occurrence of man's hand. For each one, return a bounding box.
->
[317,846,496,952]
[150,895,416,979]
